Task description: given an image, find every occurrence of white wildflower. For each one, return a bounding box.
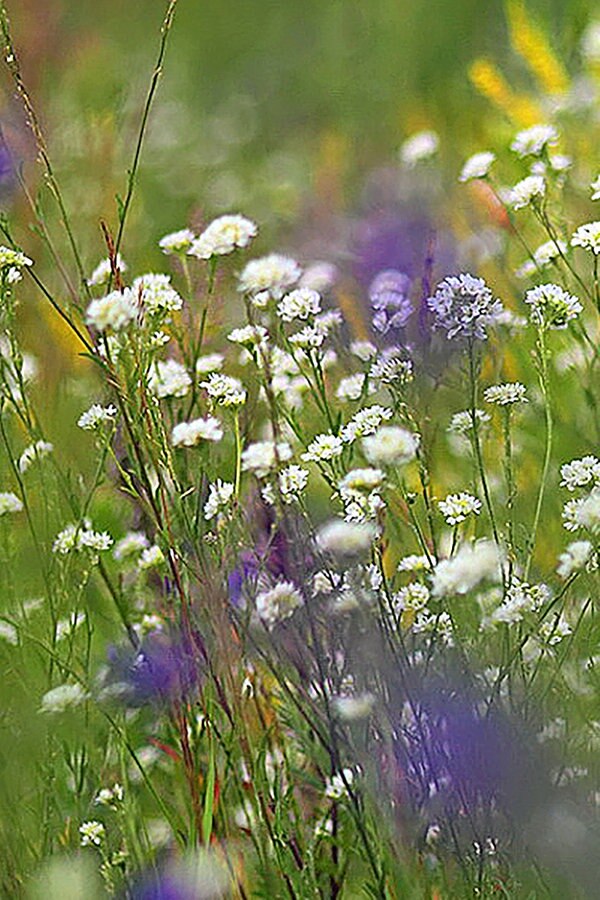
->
[459,151,496,182]
[369,350,413,386]
[400,130,439,167]
[339,468,385,493]
[557,541,593,578]
[299,261,338,292]
[483,382,528,405]
[95,784,124,808]
[314,309,343,336]
[350,340,377,361]
[302,433,344,463]
[171,416,223,447]
[438,492,482,525]
[575,487,600,531]
[138,545,165,570]
[279,465,309,503]
[79,820,105,847]
[55,612,85,642]
[397,554,430,573]
[188,214,257,259]
[362,425,418,467]
[591,175,600,201]
[560,456,600,491]
[17,440,53,473]
[0,491,23,515]
[571,221,600,255]
[241,441,292,478]
[227,324,268,349]
[316,519,376,558]
[341,405,393,443]
[525,283,582,330]
[256,581,303,628]
[148,359,192,399]
[40,682,88,714]
[539,616,572,645]
[393,582,430,613]
[87,254,126,288]
[77,403,117,430]
[204,480,235,521]
[325,768,356,799]
[336,373,367,402]
[200,372,246,406]
[288,325,325,349]
[332,693,375,721]
[511,124,558,157]
[159,228,195,255]
[277,288,321,322]
[132,273,183,317]
[113,531,150,562]
[509,175,546,210]
[448,409,491,434]
[238,253,301,299]
[0,621,17,644]
[85,288,137,332]
[562,497,585,532]
[581,20,600,62]
[431,541,503,597]
[195,353,224,375]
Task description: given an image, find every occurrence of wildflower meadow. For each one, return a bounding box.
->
[0,0,599,897]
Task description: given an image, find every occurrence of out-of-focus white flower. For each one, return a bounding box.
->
[459,151,496,182]
[86,254,126,287]
[0,491,23,516]
[113,531,149,562]
[336,373,368,402]
[316,519,376,558]
[332,693,375,721]
[238,253,301,299]
[227,324,268,349]
[41,682,88,714]
[556,540,593,578]
[575,487,600,531]
[0,621,18,645]
[581,20,600,62]
[171,416,223,447]
[571,221,600,254]
[350,340,377,361]
[431,541,503,597]
[256,581,303,628]
[86,289,137,332]
[400,130,439,167]
[241,441,292,478]
[188,214,257,259]
[17,440,53,473]
[509,175,546,210]
[362,425,419,467]
[138,545,165,570]
[591,175,600,201]
[299,262,338,292]
[195,353,225,375]
[510,124,558,157]
[148,359,192,399]
[77,403,117,430]
[159,228,195,255]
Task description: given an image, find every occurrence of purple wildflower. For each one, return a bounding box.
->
[106,632,204,707]
[427,274,504,342]
[369,269,413,334]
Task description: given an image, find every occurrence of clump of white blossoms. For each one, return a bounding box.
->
[362,425,419,467]
[509,175,546,210]
[438,492,482,526]
[393,582,430,614]
[113,531,149,562]
[350,340,377,361]
[256,581,304,628]
[159,228,195,255]
[138,545,165,570]
[397,554,430,573]
[336,373,368,402]
[277,288,321,322]
[40,682,88,714]
[448,409,491,434]
[238,253,301,300]
[0,491,23,515]
[79,820,105,848]
[86,254,126,287]
[241,441,292,479]
[227,324,268,351]
[85,288,137,332]
[341,405,393,443]
[325,767,356,800]
[200,372,247,406]
[427,274,504,341]
[510,124,558,157]
[486,579,550,627]
[95,783,124,808]
[53,524,113,556]
[483,382,528,405]
[77,403,118,430]
[204,480,235,521]
[524,283,582,330]
[400,130,439,167]
[431,540,503,597]
[331,693,375,721]
[571,221,600,255]
[302,433,344,463]
[560,455,600,491]
[188,214,257,259]
[132,273,183,318]
[574,487,600,532]
[316,519,376,559]
[459,151,496,182]
[171,416,223,447]
[556,540,593,578]
[195,353,224,375]
[515,239,568,278]
[17,439,53,474]
[148,359,192,399]
[278,465,309,503]
[369,349,414,386]
[339,468,385,494]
